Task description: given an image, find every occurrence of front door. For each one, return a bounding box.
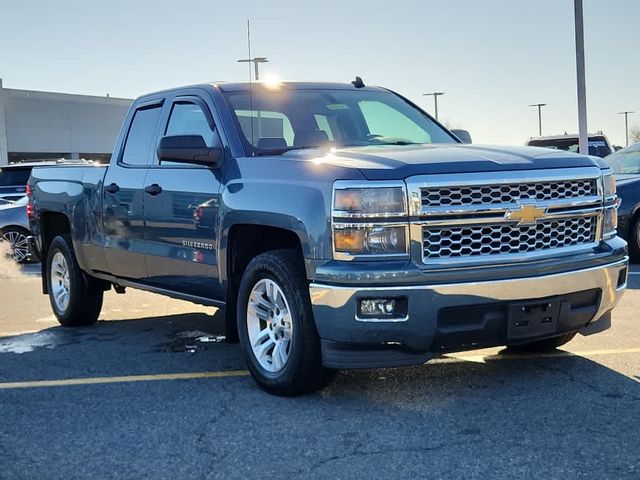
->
[102,101,163,279]
[143,96,223,299]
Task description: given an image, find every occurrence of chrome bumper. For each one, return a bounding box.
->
[309,258,628,365]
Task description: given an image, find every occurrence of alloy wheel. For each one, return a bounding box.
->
[50,251,71,312]
[246,278,294,372]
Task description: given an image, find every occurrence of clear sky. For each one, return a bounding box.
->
[1,0,639,146]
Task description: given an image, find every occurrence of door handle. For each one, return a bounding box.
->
[144,184,163,196]
[104,183,120,194]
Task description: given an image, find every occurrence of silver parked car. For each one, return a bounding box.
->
[0,196,32,263]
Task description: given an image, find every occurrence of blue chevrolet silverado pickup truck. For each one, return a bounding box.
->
[28,81,628,395]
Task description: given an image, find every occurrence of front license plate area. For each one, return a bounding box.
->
[507,298,561,340]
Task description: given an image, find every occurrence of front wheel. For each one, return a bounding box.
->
[47,235,103,327]
[237,249,333,396]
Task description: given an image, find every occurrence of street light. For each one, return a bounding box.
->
[237,57,269,81]
[529,103,547,137]
[618,111,635,146]
[574,0,588,155]
[422,92,445,120]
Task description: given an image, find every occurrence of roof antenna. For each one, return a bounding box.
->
[352,76,365,88]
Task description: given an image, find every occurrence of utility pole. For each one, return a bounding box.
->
[422,92,445,121]
[574,0,588,155]
[237,57,269,81]
[618,111,635,146]
[529,103,547,137]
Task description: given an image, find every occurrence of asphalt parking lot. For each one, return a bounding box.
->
[0,259,639,479]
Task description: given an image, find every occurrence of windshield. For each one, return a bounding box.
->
[606,143,640,174]
[527,136,612,158]
[224,88,456,155]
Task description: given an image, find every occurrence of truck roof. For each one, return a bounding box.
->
[213,81,389,93]
[136,81,389,100]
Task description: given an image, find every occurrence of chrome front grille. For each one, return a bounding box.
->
[423,216,597,259]
[421,179,597,207]
[407,168,604,266]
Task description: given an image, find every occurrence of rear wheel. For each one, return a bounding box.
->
[46,235,103,327]
[237,249,333,396]
[507,332,577,353]
[1,226,31,264]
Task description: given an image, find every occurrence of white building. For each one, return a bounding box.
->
[0,79,132,165]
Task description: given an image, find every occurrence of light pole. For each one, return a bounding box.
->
[237,57,269,81]
[423,92,445,121]
[618,111,635,146]
[574,0,588,155]
[529,103,547,136]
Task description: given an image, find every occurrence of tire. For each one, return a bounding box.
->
[629,215,640,263]
[507,332,577,353]
[1,226,32,264]
[46,235,103,327]
[237,249,333,396]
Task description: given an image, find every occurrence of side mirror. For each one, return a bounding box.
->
[451,129,472,144]
[157,135,223,167]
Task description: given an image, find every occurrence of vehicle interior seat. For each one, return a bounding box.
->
[293,130,330,147]
[257,137,288,150]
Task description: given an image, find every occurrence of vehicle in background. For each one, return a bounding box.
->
[0,196,33,263]
[526,133,614,158]
[604,143,640,261]
[0,164,33,202]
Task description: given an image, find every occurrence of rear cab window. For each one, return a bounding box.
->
[120,105,163,166]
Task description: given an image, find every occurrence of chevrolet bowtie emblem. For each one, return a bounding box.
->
[506,202,547,225]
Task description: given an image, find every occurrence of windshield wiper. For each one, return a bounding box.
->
[254,145,323,156]
[373,140,420,146]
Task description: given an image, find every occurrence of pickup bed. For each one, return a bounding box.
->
[28,81,628,395]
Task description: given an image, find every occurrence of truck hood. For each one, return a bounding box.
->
[282,144,600,180]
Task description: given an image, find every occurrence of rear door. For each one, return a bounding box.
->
[102,100,163,279]
[142,94,224,299]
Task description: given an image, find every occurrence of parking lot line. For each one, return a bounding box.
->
[0,347,638,391]
[0,370,251,390]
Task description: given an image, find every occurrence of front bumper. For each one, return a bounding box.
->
[310,258,628,368]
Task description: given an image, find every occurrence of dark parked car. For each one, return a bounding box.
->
[605,143,640,261]
[0,165,33,202]
[0,196,32,263]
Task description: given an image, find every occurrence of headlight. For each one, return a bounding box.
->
[334,225,407,256]
[332,181,409,259]
[333,185,407,217]
[602,170,616,199]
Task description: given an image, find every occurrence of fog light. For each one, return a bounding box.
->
[360,299,396,316]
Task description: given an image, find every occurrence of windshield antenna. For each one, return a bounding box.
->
[246,20,255,153]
